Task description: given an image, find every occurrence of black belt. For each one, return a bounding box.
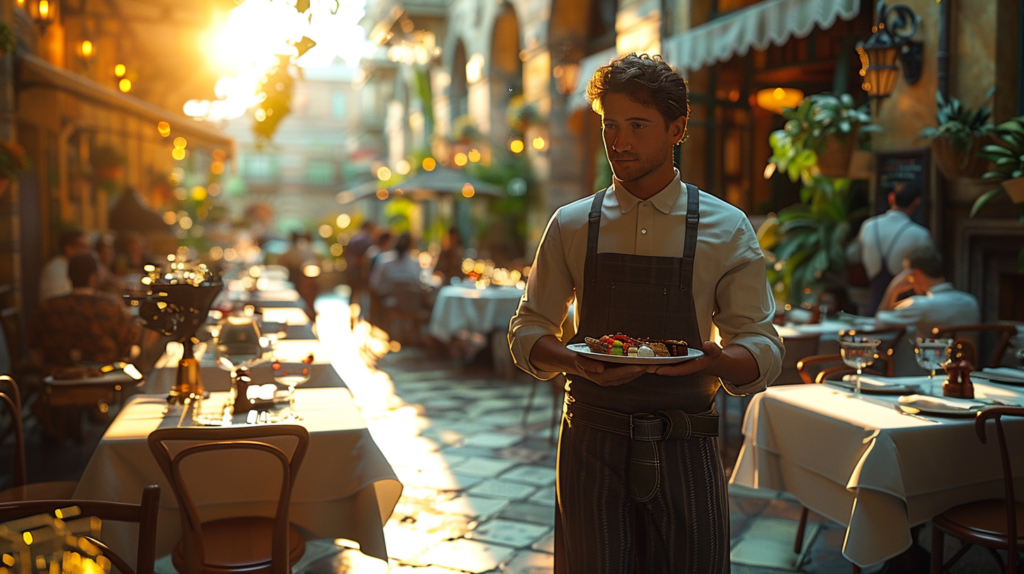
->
[565,399,719,441]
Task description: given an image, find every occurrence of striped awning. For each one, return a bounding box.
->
[662,0,861,73]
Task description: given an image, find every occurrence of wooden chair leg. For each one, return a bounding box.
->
[851,565,861,574]
[794,506,809,553]
[930,523,943,574]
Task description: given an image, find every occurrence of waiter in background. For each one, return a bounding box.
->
[509,53,783,573]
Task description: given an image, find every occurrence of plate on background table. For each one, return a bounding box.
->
[567,343,704,365]
[973,368,1024,385]
[896,394,987,417]
[825,376,920,395]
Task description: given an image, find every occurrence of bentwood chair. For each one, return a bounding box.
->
[0,484,160,574]
[931,407,1024,573]
[0,375,78,502]
[931,323,1019,369]
[148,425,310,574]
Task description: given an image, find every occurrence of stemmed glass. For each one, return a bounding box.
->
[839,334,880,395]
[272,353,314,420]
[915,337,952,394]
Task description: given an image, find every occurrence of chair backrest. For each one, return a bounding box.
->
[0,375,26,487]
[974,407,1024,565]
[776,333,821,386]
[385,282,427,313]
[147,425,310,574]
[0,307,23,368]
[843,326,906,376]
[0,484,160,574]
[932,323,1018,368]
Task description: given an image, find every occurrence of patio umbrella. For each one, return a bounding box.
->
[108,188,171,234]
[387,167,504,200]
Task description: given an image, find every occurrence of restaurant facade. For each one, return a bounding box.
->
[358,0,1022,324]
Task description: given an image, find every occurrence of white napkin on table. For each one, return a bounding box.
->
[897,394,983,410]
[977,368,1024,383]
[839,375,909,388]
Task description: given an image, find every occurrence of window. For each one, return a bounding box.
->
[244,154,280,182]
[305,160,335,186]
[331,92,347,119]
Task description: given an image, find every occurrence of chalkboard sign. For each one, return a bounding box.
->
[875,148,930,226]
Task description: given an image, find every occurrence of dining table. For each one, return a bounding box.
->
[427,284,524,376]
[731,372,1024,568]
[72,386,402,569]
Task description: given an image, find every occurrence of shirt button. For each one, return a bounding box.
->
[641,229,647,235]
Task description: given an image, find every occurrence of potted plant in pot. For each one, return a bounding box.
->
[91,145,126,182]
[919,88,994,180]
[973,115,1024,205]
[0,141,26,199]
[767,93,880,183]
[0,23,16,57]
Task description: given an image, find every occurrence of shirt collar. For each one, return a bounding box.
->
[887,209,911,220]
[610,170,682,215]
[928,282,954,295]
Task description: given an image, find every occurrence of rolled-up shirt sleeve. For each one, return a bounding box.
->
[713,218,784,395]
[509,209,576,381]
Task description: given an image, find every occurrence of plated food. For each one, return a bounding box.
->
[584,333,689,357]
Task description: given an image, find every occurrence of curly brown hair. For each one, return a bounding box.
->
[586,53,690,127]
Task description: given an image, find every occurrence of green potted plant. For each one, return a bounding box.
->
[758,176,866,303]
[91,145,126,181]
[973,115,1024,206]
[0,23,16,56]
[0,141,26,198]
[919,89,994,180]
[767,93,879,183]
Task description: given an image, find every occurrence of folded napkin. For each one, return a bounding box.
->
[840,375,909,388]
[897,394,983,410]
[977,368,1024,382]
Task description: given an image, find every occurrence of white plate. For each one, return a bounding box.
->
[974,368,1024,385]
[567,343,704,365]
[824,379,917,395]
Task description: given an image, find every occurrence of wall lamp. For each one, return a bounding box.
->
[855,1,922,99]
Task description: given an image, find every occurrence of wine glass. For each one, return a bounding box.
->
[272,353,314,420]
[915,337,952,393]
[839,334,880,395]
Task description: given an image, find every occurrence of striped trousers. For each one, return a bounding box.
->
[554,415,730,574]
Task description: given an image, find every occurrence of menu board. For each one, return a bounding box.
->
[875,148,930,226]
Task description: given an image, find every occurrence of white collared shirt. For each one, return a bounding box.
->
[876,282,980,336]
[508,173,783,395]
[39,256,71,301]
[847,210,933,277]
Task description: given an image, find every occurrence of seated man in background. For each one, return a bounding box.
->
[38,229,89,301]
[369,233,422,297]
[875,246,980,338]
[30,253,141,369]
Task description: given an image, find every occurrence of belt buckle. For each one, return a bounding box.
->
[658,410,690,440]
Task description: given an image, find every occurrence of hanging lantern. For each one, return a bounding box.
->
[552,40,582,96]
[31,0,57,33]
[855,2,922,99]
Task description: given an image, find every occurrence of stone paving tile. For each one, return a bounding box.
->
[498,503,556,526]
[468,478,538,500]
[417,538,517,573]
[500,465,556,487]
[502,550,555,574]
[451,456,520,478]
[463,431,525,449]
[527,485,557,506]
[434,493,511,519]
[531,530,556,554]
[465,518,551,548]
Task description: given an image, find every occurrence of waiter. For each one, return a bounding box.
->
[508,53,783,573]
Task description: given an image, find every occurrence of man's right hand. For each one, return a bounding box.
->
[528,334,647,387]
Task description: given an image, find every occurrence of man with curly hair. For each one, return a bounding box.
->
[509,53,783,572]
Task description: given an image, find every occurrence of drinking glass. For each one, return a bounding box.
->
[839,334,880,395]
[272,353,314,420]
[915,337,952,393]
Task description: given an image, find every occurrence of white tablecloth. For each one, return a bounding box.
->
[427,285,524,343]
[731,380,1024,567]
[73,388,402,566]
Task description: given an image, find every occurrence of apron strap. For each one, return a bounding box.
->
[680,183,700,291]
[584,189,607,290]
[875,217,914,274]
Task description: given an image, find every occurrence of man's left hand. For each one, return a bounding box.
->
[646,341,723,377]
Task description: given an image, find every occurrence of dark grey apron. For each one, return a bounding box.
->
[867,218,914,315]
[554,185,729,573]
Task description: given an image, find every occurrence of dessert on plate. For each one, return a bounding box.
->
[583,333,689,357]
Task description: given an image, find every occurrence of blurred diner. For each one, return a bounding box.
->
[875,246,980,337]
[38,229,89,301]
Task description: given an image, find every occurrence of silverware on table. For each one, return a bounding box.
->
[893,403,939,424]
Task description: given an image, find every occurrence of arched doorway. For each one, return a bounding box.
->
[489,3,522,145]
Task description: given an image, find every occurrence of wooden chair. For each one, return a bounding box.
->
[796,326,907,385]
[148,425,310,574]
[381,283,432,345]
[0,484,160,574]
[931,407,1024,573]
[931,323,1019,369]
[775,332,822,386]
[0,375,78,502]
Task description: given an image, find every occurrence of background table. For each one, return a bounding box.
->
[73,387,402,566]
[732,380,1024,567]
[427,285,524,343]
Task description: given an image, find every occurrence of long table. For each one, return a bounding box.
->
[73,388,402,567]
[731,378,1024,567]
